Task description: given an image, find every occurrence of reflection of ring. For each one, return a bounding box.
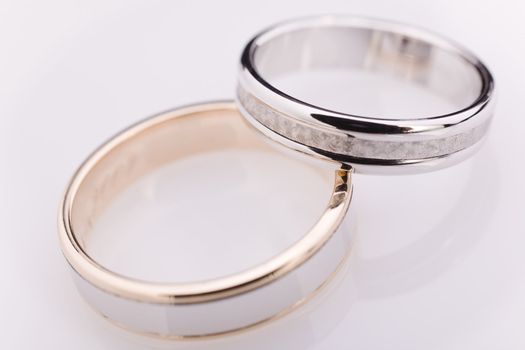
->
[237,16,495,173]
[58,101,353,338]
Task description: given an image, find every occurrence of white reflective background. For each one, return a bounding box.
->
[2,0,525,349]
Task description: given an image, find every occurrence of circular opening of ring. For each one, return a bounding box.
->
[250,18,487,119]
[66,105,335,285]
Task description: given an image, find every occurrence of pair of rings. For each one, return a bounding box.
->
[58,16,495,339]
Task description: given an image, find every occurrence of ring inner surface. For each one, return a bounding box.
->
[253,26,483,118]
[69,107,333,282]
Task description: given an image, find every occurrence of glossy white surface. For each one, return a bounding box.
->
[88,150,334,283]
[2,0,525,348]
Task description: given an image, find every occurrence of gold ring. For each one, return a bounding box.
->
[58,101,353,338]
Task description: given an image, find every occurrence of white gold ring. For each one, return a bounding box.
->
[237,16,495,173]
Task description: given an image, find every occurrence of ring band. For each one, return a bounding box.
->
[237,16,495,173]
[58,101,353,338]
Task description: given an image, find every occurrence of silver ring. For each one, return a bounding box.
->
[236,16,495,173]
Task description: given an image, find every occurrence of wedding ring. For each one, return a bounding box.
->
[58,101,353,338]
[237,16,495,173]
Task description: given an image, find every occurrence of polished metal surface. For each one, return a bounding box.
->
[237,16,495,173]
[58,101,354,337]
